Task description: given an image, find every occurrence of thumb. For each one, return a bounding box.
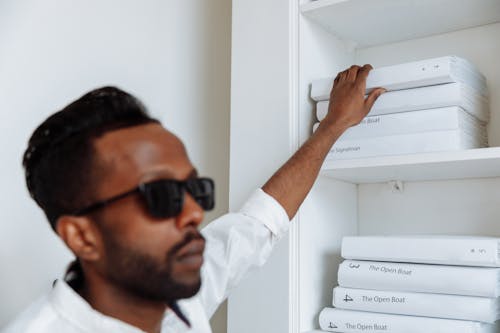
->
[364,88,386,112]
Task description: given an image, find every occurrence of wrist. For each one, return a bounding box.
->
[318,117,350,137]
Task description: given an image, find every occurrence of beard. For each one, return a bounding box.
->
[101,229,205,303]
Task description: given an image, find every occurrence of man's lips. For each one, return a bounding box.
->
[175,239,205,268]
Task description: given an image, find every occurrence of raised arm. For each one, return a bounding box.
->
[262,64,385,219]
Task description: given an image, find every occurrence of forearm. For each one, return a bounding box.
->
[262,121,347,220]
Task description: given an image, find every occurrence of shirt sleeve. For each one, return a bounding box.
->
[198,188,290,318]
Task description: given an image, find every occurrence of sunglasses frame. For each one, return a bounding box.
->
[73,177,215,218]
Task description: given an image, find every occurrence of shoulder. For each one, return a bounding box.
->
[1,295,67,333]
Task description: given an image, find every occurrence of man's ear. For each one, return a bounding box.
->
[56,215,102,262]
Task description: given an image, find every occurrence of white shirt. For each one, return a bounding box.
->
[2,189,290,333]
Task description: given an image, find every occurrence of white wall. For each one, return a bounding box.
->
[0,1,231,331]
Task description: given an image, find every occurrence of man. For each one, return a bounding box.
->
[3,65,383,333]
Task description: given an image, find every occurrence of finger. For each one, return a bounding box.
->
[338,70,349,82]
[356,64,373,84]
[364,87,386,112]
[346,65,361,81]
[330,76,339,98]
[334,75,340,85]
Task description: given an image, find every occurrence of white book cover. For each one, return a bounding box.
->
[311,56,488,102]
[338,260,500,297]
[314,107,487,141]
[319,308,496,333]
[341,235,500,267]
[332,287,499,323]
[327,130,485,161]
[316,82,490,123]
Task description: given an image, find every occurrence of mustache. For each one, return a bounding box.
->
[169,229,205,257]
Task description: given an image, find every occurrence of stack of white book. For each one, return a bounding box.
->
[315,235,500,333]
[311,56,490,160]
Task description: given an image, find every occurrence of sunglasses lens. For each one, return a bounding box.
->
[140,178,215,218]
[186,178,215,211]
[141,180,184,218]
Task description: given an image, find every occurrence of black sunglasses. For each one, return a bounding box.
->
[74,177,215,218]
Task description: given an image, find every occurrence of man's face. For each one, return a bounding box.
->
[90,123,206,302]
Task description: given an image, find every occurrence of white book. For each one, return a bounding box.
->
[314,123,487,146]
[338,260,500,297]
[311,56,488,102]
[332,287,499,323]
[319,308,497,333]
[316,82,490,123]
[327,130,485,161]
[341,235,500,267]
[313,107,487,141]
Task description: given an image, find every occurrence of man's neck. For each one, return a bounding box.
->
[78,273,168,333]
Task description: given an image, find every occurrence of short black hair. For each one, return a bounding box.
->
[23,86,159,229]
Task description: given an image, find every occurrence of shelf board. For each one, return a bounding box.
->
[301,0,500,48]
[321,147,500,184]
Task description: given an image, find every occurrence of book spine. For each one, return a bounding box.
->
[338,260,499,297]
[327,130,478,160]
[316,83,489,122]
[332,287,498,323]
[311,57,457,101]
[337,107,481,140]
[312,56,487,101]
[310,123,484,147]
[316,101,328,121]
[365,59,454,93]
[319,308,491,333]
[311,78,333,101]
[312,75,455,101]
[313,113,487,146]
[341,237,500,267]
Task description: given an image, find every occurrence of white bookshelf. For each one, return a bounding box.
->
[301,0,500,47]
[321,148,500,183]
[229,1,500,332]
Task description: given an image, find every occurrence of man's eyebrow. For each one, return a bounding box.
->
[141,168,199,182]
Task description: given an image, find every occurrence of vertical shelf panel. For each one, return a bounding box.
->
[229,0,296,332]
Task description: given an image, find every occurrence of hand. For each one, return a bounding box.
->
[322,64,385,132]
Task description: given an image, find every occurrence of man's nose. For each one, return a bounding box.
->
[175,193,204,229]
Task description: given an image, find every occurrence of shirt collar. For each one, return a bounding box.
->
[49,280,147,332]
